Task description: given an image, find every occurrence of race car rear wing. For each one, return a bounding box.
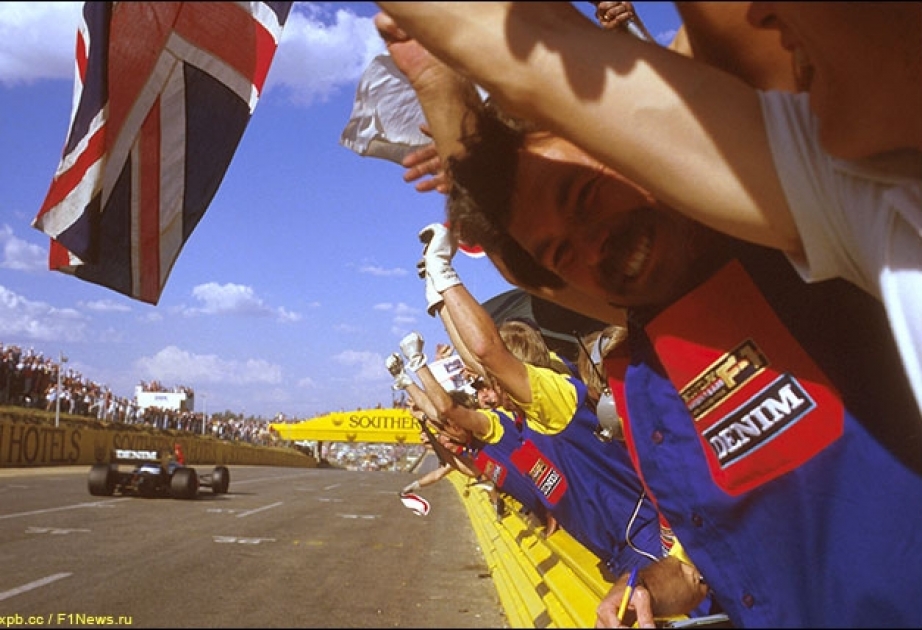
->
[111,449,163,464]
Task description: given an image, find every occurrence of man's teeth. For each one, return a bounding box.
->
[624,234,651,279]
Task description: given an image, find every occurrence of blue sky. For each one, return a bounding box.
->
[0,2,680,420]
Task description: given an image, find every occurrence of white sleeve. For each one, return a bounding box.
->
[758,90,886,295]
[760,90,922,419]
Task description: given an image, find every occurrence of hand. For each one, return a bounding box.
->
[386,353,414,389]
[593,1,636,31]
[401,480,422,495]
[385,352,405,377]
[419,222,461,293]
[392,372,414,391]
[417,249,445,317]
[596,572,655,629]
[374,12,454,93]
[400,331,427,371]
[595,557,708,628]
[402,136,449,194]
[435,343,454,360]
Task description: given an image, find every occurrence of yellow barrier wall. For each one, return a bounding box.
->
[0,415,316,468]
[448,474,614,628]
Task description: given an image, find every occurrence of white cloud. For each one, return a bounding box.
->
[372,301,421,338]
[357,263,408,278]
[0,224,47,272]
[135,345,283,386]
[0,284,87,341]
[332,349,388,381]
[185,282,301,321]
[268,4,385,106]
[0,2,83,85]
[78,298,131,313]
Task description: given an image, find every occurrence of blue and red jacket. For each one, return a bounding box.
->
[510,370,662,575]
[610,246,922,627]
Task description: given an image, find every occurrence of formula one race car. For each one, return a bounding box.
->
[87,445,230,499]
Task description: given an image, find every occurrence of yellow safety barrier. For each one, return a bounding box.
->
[448,474,614,628]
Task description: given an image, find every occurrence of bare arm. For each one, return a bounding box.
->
[378,10,631,327]
[404,382,440,421]
[438,303,486,379]
[438,282,533,404]
[415,359,491,438]
[376,2,801,255]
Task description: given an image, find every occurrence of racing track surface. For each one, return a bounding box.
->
[0,465,508,628]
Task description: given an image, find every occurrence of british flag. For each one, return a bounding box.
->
[31,2,293,305]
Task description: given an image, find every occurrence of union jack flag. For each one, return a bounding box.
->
[31,2,293,305]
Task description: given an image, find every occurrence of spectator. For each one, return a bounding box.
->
[390,343,551,522]
[416,222,665,578]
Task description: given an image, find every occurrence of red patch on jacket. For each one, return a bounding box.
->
[645,260,843,495]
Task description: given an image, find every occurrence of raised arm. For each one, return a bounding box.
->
[376,2,800,254]
[420,222,534,404]
[376,9,631,327]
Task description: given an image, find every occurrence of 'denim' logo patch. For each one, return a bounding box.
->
[681,339,768,420]
[703,373,816,468]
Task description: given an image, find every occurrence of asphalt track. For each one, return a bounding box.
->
[0,464,508,628]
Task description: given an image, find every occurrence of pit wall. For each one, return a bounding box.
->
[0,415,316,469]
[448,473,613,628]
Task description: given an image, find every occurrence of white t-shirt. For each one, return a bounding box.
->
[759,90,922,419]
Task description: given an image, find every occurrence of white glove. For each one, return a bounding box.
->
[385,352,405,377]
[422,261,444,317]
[400,331,427,371]
[386,353,413,390]
[401,480,422,495]
[392,372,413,390]
[419,223,461,294]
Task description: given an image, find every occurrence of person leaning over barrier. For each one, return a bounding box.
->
[416,64,922,629]
[415,221,665,580]
[397,332,554,526]
[385,351,483,498]
[377,1,922,425]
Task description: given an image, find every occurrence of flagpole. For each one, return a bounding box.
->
[55,352,68,428]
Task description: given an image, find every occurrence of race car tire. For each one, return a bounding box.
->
[88,464,115,496]
[171,467,199,499]
[211,466,230,494]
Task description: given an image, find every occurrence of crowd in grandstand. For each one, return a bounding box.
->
[0,341,277,447]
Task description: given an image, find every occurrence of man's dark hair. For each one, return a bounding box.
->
[447,100,565,291]
[447,388,477,410]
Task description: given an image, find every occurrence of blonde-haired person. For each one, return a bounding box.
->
[415,222,667,580]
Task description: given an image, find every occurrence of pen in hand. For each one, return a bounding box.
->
[617,567,640,624]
